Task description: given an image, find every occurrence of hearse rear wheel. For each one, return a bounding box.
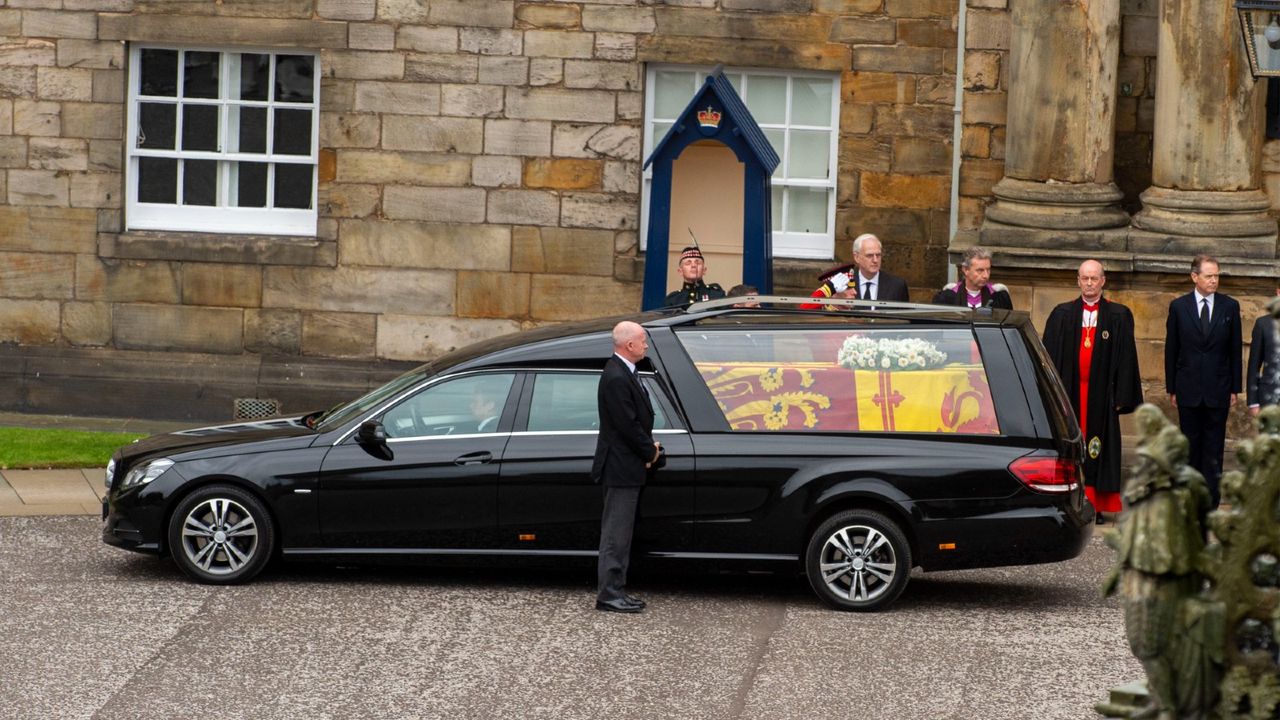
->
[805,509,911,611]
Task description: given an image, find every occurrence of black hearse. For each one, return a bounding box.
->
[103,297,1090,611]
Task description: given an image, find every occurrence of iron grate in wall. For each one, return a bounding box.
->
[233,398,281,420]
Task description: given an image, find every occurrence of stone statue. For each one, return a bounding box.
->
[1102,405,1216,719]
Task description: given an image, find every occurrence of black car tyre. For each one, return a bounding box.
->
[805,509,911,611]
[167,484,274,585]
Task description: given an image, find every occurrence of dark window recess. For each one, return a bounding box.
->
[232,106,267,154]
[1268,78,1280,140]
[181,104,219,152]
[183,160,217,206]
[138,157,177,203]
[140,48,177,97]
[272,108,311,155]
[274,164,312,209]
[183,51,219,99]
[138,103,175,150]
[236,162,268,207]
[237,53,270,101]
[275,55,314,103]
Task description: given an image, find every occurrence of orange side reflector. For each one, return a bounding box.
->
[518,534,536,542]
[938,542,956,551]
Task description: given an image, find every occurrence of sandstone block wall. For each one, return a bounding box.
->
[0,0,1226,381]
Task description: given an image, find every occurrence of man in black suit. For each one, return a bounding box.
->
[804,233,910,305]
[592,320,661,613]
[1165,255,1242,507]
[1247,282,1280,416]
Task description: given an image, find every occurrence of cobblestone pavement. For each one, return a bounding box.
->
[0,515,1140,720]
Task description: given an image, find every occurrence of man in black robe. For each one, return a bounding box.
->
[1042,259,1143,522]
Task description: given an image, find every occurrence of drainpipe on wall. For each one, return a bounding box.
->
[946,0,969,286]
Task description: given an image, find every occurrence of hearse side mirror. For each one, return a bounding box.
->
[356,420,387,445]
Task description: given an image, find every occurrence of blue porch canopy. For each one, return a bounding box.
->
[641,69,780,310]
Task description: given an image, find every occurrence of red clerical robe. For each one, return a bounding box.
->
[1042,297,1144,512]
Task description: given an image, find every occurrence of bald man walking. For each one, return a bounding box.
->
[591,321,661,613]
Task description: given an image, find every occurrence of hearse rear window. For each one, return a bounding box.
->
[675,327,999,434]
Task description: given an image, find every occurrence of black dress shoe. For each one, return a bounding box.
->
[624,595,646,609]
[596,598,643,613]
[1095,512,1106,525]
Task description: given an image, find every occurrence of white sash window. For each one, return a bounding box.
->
[642,65,840,260]
[126,45,320,236]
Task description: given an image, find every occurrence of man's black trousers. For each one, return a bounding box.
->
[597,485,641,602]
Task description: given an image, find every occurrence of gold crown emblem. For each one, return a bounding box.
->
[697,106,722,128]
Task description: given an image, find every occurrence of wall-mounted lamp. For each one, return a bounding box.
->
[1238,1,1280,76]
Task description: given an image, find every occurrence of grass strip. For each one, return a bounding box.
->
[0,427,145,469]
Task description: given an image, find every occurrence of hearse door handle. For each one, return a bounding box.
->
[454,451,493,466]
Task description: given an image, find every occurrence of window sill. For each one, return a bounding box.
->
[98,231,337,267]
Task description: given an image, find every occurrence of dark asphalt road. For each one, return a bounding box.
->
[0,516,1139,719]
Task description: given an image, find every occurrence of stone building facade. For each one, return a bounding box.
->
[0,0,1274,420]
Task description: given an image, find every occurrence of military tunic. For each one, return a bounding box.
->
[663,280,725,308]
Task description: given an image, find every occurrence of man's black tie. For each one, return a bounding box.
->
[864,281,872,300]
[1200,299,1210,335]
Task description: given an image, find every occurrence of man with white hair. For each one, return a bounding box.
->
[806,233,910,305]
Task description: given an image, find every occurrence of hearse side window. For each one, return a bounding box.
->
[526,372,670,432]
[381,373,515,439]
[675,327,1000,434]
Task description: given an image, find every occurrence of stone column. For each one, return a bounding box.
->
[984,0,1129,231]
[1130,0,1276,256]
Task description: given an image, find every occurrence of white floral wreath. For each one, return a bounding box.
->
[837,334,948,371]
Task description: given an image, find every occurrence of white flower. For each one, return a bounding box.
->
[838,333,948,371]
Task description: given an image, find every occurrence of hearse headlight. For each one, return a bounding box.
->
[104,458,116,489]
[120,458,174,490]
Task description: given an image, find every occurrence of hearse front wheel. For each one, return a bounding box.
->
[805,509,911,611]
[167,484,274,585]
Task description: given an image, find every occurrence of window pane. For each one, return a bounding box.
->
[528,374,600,432]
[137,157,176,203]
[273,108,311,155]
[771,185,783,232]
[183,159,217,206]
[675,328,999,434]
[183,51,219,99]
[233,53,269,101]
[233,161,267,207]
[787,129,830,180]
[640,378,671,429]
[655,70,696,118]
[274,163,312,209]
[725,73,743,95]
[786,187,828,234]
[181,104,219,151]
[792,77,833,127]
[229,106,267,154]
[137,103,175,149]
[745,75,787,125]
[382,374,515,439]
[763,128,785,178]
[275,55,314,103]
[140,48,177,97]
[652,121,673,149]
